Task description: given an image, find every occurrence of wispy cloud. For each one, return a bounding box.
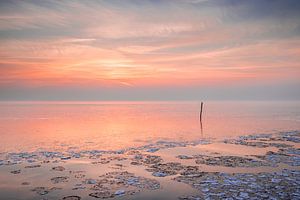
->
[0,0,299,100]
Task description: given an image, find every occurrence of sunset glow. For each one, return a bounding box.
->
[0,0,299,100]
[1,1,300,199]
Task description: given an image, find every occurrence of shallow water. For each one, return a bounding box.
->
[0,101,299,152]
[0,101,299,200]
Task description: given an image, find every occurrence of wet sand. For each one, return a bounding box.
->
[0,130,299,200]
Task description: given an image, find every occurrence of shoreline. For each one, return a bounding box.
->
[0,130,299,199]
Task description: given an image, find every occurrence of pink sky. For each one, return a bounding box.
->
[0,0,299,100]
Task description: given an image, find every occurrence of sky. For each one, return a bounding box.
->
[0,0,299,101]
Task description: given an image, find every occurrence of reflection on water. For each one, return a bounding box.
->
[0,102,299,200]
[0,101,299,152]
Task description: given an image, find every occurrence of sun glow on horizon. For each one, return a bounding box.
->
[0,0,299,100]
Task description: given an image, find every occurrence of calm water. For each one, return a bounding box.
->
[0,101,299,152]
[0,101,300,200]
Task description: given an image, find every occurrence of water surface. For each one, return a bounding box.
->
[0,101,299,152]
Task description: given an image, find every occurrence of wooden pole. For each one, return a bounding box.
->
[200,102,203,122]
